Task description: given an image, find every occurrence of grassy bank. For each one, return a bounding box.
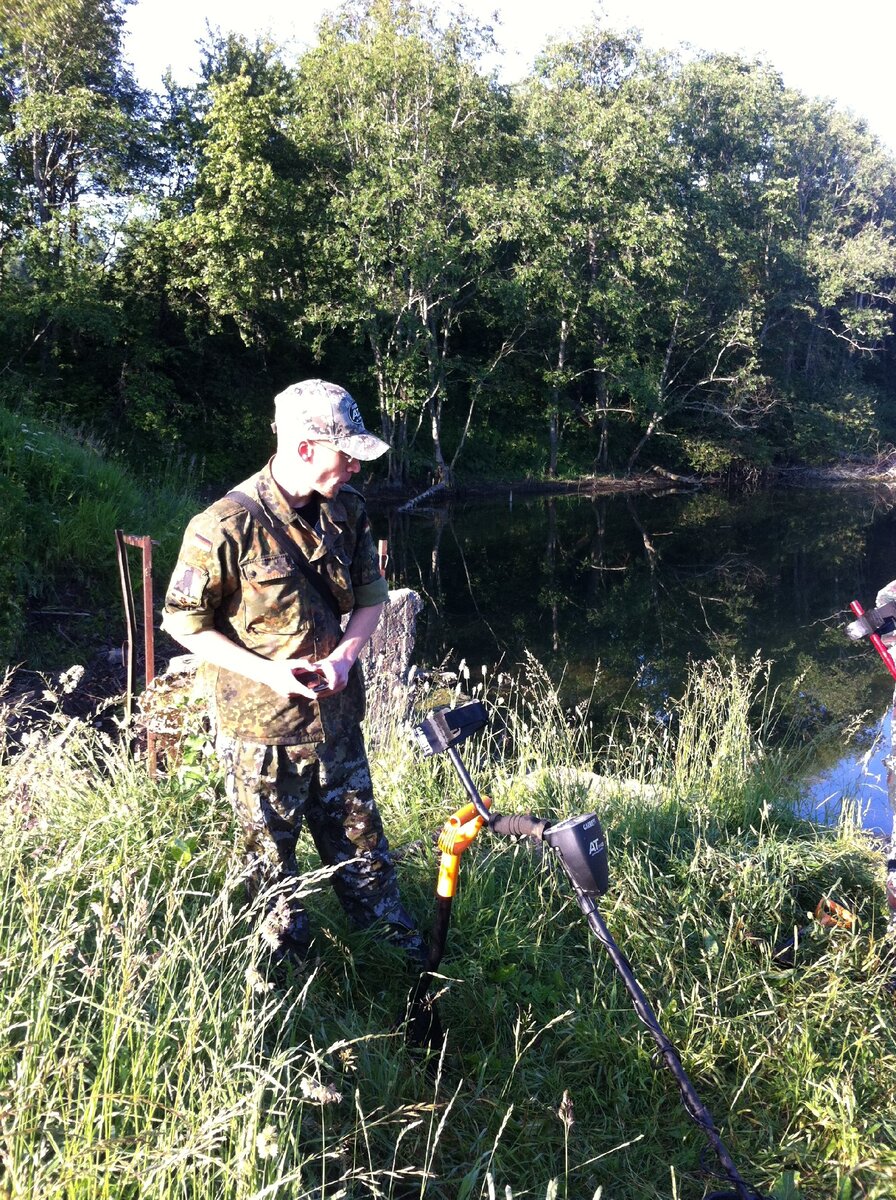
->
[0,405,199,667]
[1,659,894,1199]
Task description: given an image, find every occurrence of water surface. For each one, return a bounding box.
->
[371,484,896,830]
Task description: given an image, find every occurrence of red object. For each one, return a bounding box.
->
[850,599,896,681]
[292,666,327,692]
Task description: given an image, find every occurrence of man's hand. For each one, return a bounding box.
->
[314,601,386,696]
[314,651,352,696]
[167,601,385,702]
[259,658,325,699]
[169,629,330,700]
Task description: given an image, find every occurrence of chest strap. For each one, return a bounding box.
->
[226,490,343,620]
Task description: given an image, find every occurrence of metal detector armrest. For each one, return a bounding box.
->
[411,701,488,756]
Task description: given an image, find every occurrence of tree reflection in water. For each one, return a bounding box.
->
[371,485,896,821]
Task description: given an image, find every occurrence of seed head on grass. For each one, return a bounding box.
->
[259,894,292,951]
[557,1089,575,1131]
[254,1124,279,1159]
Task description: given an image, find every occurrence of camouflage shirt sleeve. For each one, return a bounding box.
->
[344,492,389,608]
[161,507,236,639]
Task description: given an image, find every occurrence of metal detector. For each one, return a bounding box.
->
[410,701,770,1200]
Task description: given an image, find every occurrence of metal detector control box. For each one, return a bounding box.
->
[544,813,609,896]
[412,702,489,757]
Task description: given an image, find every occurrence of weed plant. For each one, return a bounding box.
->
[2,659,895,1199]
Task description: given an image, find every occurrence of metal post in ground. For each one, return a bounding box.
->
[114,530,158,776]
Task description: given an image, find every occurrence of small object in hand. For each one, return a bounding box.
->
[292,666,327,692]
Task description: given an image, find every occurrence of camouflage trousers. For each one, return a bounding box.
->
[216,726,423,962]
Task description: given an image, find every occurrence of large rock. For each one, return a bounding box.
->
[359,587,424,742]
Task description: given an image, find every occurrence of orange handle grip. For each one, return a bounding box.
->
[437,853,461,899]
[434,797,492,898]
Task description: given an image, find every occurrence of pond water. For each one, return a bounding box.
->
[805,711,893,836]
[370,483,896,833]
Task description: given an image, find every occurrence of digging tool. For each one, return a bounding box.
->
[409,700,770,1200]
[845,598,896,680]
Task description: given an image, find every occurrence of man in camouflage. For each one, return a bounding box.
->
[162,379,423,966]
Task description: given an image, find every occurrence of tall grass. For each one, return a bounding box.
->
[2,659,895,1199]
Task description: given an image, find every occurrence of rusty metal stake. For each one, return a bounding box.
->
[114,530,158,776]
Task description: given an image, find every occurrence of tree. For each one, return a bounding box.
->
[0,0,152,408]
[161,35,307,350]
[293,0,517,485]
[0,0,148,229]
[514,26,677,474]
[638,55,896,471]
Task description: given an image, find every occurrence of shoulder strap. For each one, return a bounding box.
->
[226,489,342,619]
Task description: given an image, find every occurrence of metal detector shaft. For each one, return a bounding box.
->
[569,881,760,1200]
[413,707,765,1198]
[447,745,492,821]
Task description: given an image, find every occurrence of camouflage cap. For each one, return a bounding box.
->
[273,379,390,461]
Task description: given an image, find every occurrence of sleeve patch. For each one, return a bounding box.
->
[170,561,209,605]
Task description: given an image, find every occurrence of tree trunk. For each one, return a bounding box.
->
[549,317,568,478]
[429,396,452,485]
[424,307,453,486]
[627,413,662,475]
[595,371,609,470]
[370,334,409,486]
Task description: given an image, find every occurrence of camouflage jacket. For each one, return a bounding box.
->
[161,461,389,745]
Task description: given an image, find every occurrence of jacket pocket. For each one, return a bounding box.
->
[240,554,303,636]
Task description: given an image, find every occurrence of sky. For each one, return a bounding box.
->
[123,0,896,152]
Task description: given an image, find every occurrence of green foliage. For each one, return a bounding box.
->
[292,0,518,484]
[679,437,738,475]
[0,0,164,454]
[514,27,681,473]
[164,41,304,347]
[788,386,880,465]
[0,0,148,215]
[2,0,896,480]
[2,659,895,1198]
[0,404,199,662]
[0,472,27,658]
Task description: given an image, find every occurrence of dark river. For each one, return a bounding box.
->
[369,483,896,834]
